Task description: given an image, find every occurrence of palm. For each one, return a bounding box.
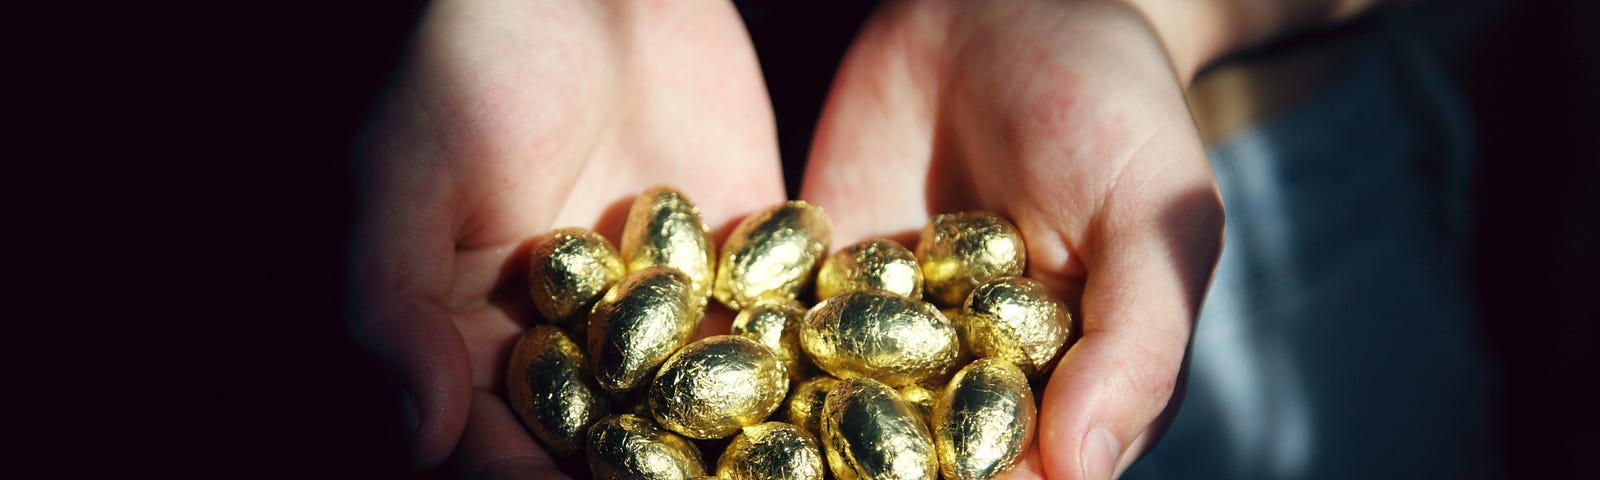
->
[353,0,784,472]
[800,1,1223,478]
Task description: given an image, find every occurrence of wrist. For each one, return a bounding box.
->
[1115,0,1389,83]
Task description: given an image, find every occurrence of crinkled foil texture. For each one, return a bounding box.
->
[801,291,958,387]
[715,200,832,310]
[505,326,609,456]
[717,422,826,480]
[962,276,1071,379]
[622,185,716,311]
[586,414,708,479]
[917,212,1027,307]
[932,359,1036,480]
[587,266,699,393]
[529,228,625,326]
[731,299,814,383]
[821,377,939,480]
[816,237,924,301]
[648,336,789,439]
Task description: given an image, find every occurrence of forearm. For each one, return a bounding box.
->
[1120,0,1393,82]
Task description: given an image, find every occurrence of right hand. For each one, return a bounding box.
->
[346,1,786,477]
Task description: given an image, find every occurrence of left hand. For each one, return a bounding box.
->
[799,1,1225,477]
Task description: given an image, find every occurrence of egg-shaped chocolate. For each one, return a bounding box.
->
[916,212,1026,307]
[961,276,1071,379]
[621,185,717,310]
[816,237,923,301]
[647,335,789,439]
[897,384,939,426]
[821,377,939,480]
[504,325,609,456]
[586,414,709,480]
[731,299,813,383]
[800,291,959,387]
[717,422,826,480]
[932,358,1036,480]
[528,228,626,327]
[588,266,699,393]
[786,375,839,439]
[713,201,832,310]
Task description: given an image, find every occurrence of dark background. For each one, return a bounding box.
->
[238,0,1597,477]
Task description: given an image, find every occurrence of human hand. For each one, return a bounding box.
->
[346,0,784,477]
[798,0,1225,478]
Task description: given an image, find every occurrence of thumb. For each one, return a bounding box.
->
[1036,186,1223,480]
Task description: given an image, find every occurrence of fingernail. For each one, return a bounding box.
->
[1083,426,1120,480]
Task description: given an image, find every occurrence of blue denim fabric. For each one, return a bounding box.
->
[1124,25,1497,479]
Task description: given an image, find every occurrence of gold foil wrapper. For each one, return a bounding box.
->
[505,326,609,456]
[586,414,709,480]
[962,276,1072,380]
[647,335,789,439]
[528,228,626,327]
[821,377,939,480]
[816,237,924,301]
[916,212,1027,307]
[800,291,959,387]
[897,384,939,426]
[621,185,717,311]
[786,375,839,440]
[717,422,827,480]
[932,358,1036,480]
[731,299,814,383]
[587,266,699,393]
[713,200,832,310]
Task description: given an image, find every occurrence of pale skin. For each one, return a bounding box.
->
[350,0,1381,478]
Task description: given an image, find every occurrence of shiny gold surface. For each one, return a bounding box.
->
[621,185,717,311]
[587,266,700,393]
[505,326,609,456]
[821,377,939,480]
[816,237,924,301]
[731,299,813,384]
[916,212,1027,307]
[528,228,626,327]
[713,200,832,310]
[786,375,839,440]
[897,384,939,426]
[800,291,959,387]
[717,422,827,480]
[932,359,1035,480]
[647,335,789,439]
[586,414,709,480]
[961,277,1072,380]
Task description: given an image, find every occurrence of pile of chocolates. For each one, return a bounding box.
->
[507,185,1075,480]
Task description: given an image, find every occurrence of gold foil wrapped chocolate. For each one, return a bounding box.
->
[528,228,626,327]
[586,414,709,480]
[916,212,1027,307]
[717,422,827,480]
[816,237,924,301]
[713,201,832,310]
[932,358,1036,480]
[821,377,939,480]
[621,185,717,310]
[786,375,839,439]
[731,299,813,383]
[897,384,939,425]
[800,291,959,387]
[647,335,789,439]
[505,326,609,456]
[587,266,699,393]
[962,276,1072,379]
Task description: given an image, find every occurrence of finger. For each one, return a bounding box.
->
[448,389,573,480]
[347,86,473,470]
[1036,181,1223,480]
